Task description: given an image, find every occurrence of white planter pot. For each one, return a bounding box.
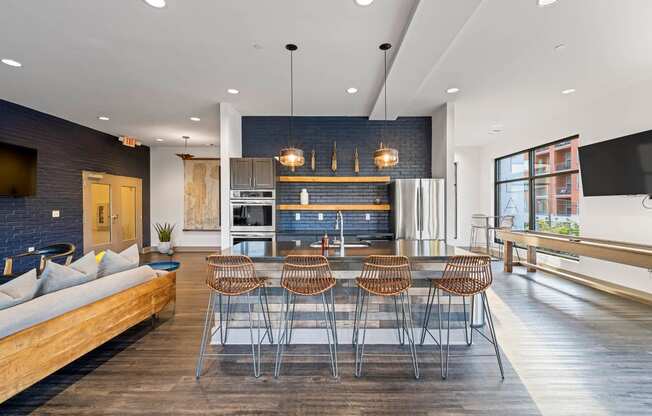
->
[158,241,171,254]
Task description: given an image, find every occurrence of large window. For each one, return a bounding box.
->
[495,136,580,240]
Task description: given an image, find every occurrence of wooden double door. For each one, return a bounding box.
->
[82,171,143,254]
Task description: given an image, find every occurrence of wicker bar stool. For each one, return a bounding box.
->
[353,255,419,379]
[274,255,338,378]
[195,255,274,379]
[420,255,504,380]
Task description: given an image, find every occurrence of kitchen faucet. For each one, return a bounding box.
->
[335,210,345,256]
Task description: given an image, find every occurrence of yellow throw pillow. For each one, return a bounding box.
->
[95,251,106,263]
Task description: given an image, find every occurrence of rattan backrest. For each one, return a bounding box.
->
[281,255,333,284]
[206,255,257,291]
[439,255,492,295]
[360,255,411,284]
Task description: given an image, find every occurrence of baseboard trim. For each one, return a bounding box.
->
[516,261,652,306]
[170,245,220,253]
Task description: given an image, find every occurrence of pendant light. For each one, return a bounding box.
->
[176,135,194,160]
[373,43,399,169]
[279,43,305,172]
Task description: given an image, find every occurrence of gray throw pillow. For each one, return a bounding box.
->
[39,251,99,295]
[0,269,40,310]
[98,244,140,278]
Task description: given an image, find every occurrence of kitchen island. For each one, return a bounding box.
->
[210,239,478,345]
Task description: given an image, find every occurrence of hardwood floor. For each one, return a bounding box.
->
[2,252,651,415]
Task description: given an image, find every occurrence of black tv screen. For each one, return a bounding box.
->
[0,141,38,197]
[578,130,652,197]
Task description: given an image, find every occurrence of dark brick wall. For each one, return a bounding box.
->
[0,100,150,268]
[242,116,432,233]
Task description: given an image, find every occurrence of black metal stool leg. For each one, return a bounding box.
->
[482,291,505,380]
[354,290,370,378]
[420,284,435,345]
[352,286,362,347]
[246,290,261,378]
[274,290,290,378]
[261,286,274,344]
[195,290,215,379]
[401,291,420,379]
[321,291,339,378]
[393,296,405,346]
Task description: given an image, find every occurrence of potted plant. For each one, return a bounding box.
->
[154,223,175,254]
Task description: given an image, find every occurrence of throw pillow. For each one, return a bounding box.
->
[39,251,98,295]
[0,269,40,310]
[97,244,140,278]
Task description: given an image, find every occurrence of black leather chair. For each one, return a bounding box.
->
[2,243,76,279]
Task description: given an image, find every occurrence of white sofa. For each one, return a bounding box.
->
[0,265,158,339]
[0,264,176,403]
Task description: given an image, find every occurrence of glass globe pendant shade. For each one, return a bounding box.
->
[373,142,398,169]
[279,147,305,172]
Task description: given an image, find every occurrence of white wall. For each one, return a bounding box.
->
[218,102,243,249]
[450,146,483,246]
[150,146,220,249]
[463,77,652,293]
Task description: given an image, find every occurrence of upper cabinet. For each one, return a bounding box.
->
[252,159,275,189]
[230,158,275,190]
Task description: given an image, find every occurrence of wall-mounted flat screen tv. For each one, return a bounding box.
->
[0,141,38,197]
[578,130,652,197]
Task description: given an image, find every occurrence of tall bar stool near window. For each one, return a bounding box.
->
[274,255,338,378]
[353,255,419,379]
[196,255,274,378]
[420,255,504,380]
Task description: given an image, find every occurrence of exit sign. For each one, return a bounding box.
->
[121,136,137,147]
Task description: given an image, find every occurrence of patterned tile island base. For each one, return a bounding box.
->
[207,259,482,346]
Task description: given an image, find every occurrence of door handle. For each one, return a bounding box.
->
[111,214,119,222]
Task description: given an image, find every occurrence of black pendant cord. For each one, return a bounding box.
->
[383,46,387,143]
[289,47,294,147]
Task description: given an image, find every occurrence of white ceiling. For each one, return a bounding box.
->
[2,0,652,147]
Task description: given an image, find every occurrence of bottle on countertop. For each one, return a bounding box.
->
[321,233,329,255]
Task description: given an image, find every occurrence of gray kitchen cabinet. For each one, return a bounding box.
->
[230,158,276,190]
[252,158,275,189]
[230,158,253,189]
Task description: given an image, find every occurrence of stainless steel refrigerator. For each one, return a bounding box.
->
[390,179,445,240]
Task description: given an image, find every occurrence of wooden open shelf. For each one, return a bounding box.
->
[278,176,390,183]
[277,204,390,211]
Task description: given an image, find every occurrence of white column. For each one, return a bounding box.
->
[218,102,242,249]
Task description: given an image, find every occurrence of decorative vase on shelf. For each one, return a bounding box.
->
[300,188,310,205]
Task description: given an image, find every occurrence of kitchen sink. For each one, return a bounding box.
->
[309,240,371,248]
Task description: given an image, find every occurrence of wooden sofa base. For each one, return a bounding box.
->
[0,271,176,403]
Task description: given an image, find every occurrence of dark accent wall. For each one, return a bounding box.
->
[242,116,432,234]
[0,100,150,268]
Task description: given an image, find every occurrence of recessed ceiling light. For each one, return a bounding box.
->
[554,43,566,51]
[347,87,358,94]
[489,124,504,134]
[98,116,110,121]
[156,138,165,142]
[143,0,166,8]
[355,0,374,6]
[227,88,239,95]
[190,117,201,122]
[562,88,576,95]
[446,87,460,94]
[538,0,558,6]
[1,58,22,67]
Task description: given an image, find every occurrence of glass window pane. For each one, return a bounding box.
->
[120,186,137,241]
[533,137,580,176]
[91,183,111,245]
[497,152,529,181]
[497,180,529,230]
[534,173,580,236]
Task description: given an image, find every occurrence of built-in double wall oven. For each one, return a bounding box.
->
[230,190,275,246]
